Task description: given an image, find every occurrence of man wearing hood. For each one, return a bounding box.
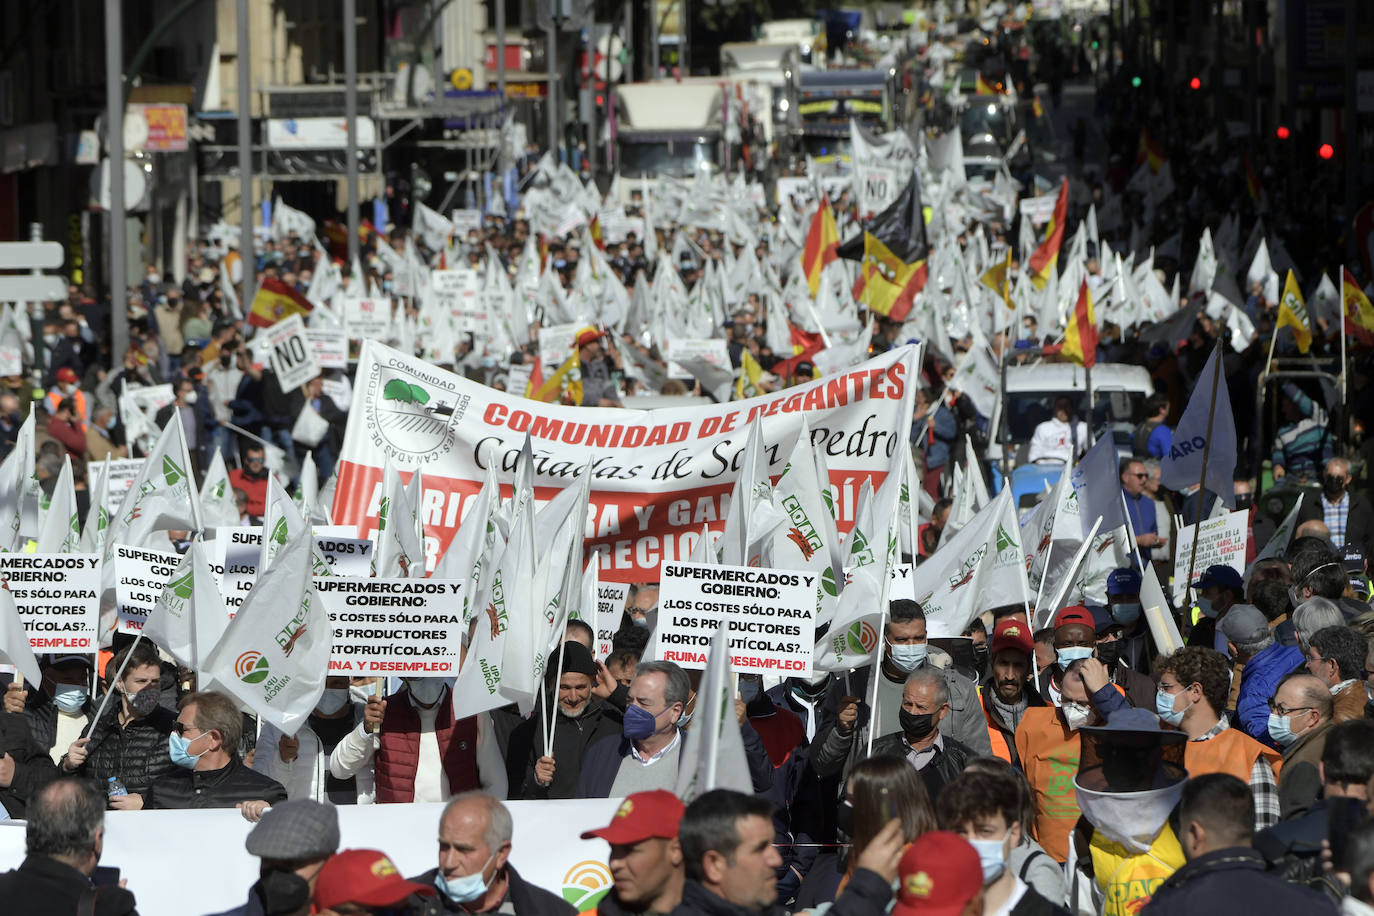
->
[515,642,623,799]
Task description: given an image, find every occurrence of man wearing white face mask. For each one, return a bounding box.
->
[412,791,575,916]
[821,601,992,758]
[937,770,1070,916]
[329,676,508,803]
[253,676,376,804]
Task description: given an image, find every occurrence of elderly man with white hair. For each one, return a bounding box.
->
[1298,456,1374,558]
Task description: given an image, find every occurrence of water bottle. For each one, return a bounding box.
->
[107,776,127,798]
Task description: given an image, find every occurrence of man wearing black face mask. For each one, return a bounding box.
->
[209,799,339,916]
[1090,607,1156,709]
[1298,457,1374,561]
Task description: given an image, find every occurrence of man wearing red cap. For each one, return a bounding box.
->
[314,849,435,915]
[581,790,685,916]
[978,619,1044,767]
[43,366,89,432]
[890,831,985,916]
[575,326,622,407]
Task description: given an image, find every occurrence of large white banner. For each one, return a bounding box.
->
[0,554,100,653]
[0,798,621,916]
[332,341,919,582]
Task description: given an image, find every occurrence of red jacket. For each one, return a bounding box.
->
[227,468,270,516]
[47,416,87,460]
[374,691,480,803]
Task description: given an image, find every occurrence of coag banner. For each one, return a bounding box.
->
[333,341,919,582]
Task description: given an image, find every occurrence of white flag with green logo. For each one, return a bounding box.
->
[80,457,111,556]
[142,539,228,671]
[374,460,425,578]
[261,475,332,578]
[199,451,240,529]
[433,457,502,625]
[718,420,774,568]
[0,410,35,552]
[36,455,80,553]
[912,488,1023,636]
[201,515,330,737]
[772,418,842,626]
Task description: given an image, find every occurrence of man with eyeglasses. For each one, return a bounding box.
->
[229,444,272,517]
[1268,673,1335,819]
[1303,625,1369,723]
[1120,458,1164,564]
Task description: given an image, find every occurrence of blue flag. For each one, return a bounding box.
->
[1070,434,1126,538]
[1160,344,1236,508]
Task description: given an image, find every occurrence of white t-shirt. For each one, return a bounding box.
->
[1027,417,1089,464]
[986,876,1030,916]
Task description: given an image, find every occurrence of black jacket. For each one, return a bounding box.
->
[0,854,138,916]
[512,696,623,799]
[1299,490,1374,562]
[868,731,974,803]
[412,864,576,916]
[0,710,59,817]
[24,688,97,756]
[574,725,774,799]
[675,866,892,916]
[145,756,287,809]
[70,703,177,798]
[1140,847,1339,916]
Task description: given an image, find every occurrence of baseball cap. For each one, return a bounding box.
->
[1216,604,1270,645]
[1341,543,1366,575]
[891,832,983,916]
[1193,564,1243,593]
[1106,568,1142,596]
[990,619,1033,657]
[1053,606,1095,631]
[314,849,435,910]
[244,799,340,861]
[575,326,602,347]
[56,367,78,384]
[45,654,93,669]
[1087,605,1116,635]
[580,790,684,845]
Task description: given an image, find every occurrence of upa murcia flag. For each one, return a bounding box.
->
[142,538,228,671]
[1160,344,1237,509]
[202,514,331,737]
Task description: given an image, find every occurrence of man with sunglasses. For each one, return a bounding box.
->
[1268,673,1335,820]
[1120,459,1164,564]
[229,444,271,517]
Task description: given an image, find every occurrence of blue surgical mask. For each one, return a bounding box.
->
[888,642,928,672]
[1196,595,1218,619]
[968,837,1006,884]
[1111,602,1141,626]
[623,703,662,740]
[435,851,496,904]
[1155,689,1190,726]
[1268,713,1300,747]
[168,731,210,769]
[53,684,88,715]
[1056,646,1094,668]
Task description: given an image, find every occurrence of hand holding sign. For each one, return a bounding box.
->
[364,695,386,732]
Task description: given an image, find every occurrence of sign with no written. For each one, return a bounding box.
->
[114,545,183,634]
[316,577,465,676]
[655,562,816,676]
[264,314,320,390]
[1172,510,1249,602]
[344,298,391,340]
[0,554,101,653]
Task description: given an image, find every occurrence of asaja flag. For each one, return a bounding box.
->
[1343,268,1374,347]
[1278,270,1313,354]
[201,514,330,737]
[142,539,228,671]
[1160,343,1237,509]
[248,276,314,329]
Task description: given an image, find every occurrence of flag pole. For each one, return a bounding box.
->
[1181,343,1225,613]
[865,597,889,758]
[544,639,569,759]
[1340,269,1349,411]
[1118,489,1148,573]
[84,629,146,740]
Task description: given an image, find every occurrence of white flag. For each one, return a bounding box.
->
[0,585,40,687]
[675,623,753,802]
[142,539,229,671]
[202,516,331,736]
[912,489,1024,635]
[36,456,80,553]
[0,411,35,551]
[772,419,842,625]
[80,457,112,555]
[373,461,425,578]
[1069,435,1127,537]
[199,451,240,529]
[433,457,502,624]
[1160,344,1236,508]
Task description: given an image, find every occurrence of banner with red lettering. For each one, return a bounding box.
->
[332,341,919,582]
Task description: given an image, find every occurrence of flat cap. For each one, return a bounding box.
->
[244,799,340,860]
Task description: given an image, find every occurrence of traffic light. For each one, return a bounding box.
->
[1189,76,1202,90]
[1319,143,1335,160]
[1275,125,1290,140]
[1131,76,1142,88]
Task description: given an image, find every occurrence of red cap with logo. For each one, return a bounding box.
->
[890,832,983,916]
[580,790,684,845]
[313,849,435,910]
[990,618,1034,657]
[56,367,78,384]
[1052,605,1095,631]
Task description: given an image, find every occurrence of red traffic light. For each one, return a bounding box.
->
[1189,77,1201,90]
[1319,143,1335,160]
[1275,125,1290,140]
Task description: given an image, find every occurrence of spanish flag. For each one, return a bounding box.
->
[1277,270,1312,354]
[1044,280,1098,368]
[1344,268,1374,347]
[838,177,930,321]
[802,195,840,296]
[248,276,313,328]
[1136,128,1165,173]
[1031,93,1044,119]
[1242,150,1262,202]
[589,214,605,251]
[1027,179,1068,290]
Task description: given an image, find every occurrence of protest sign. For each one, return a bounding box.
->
[306,328,348,369]
[100,458,147,515]
[890,562,915,601]
[0,554,100,653]
[316,577,464,676]
[1172,510,1249,602]
[586,581,629,657]
[432,269,484,333]
[124,384,175,418]
[655,562,816,676]
[665,339,730,379]
[113,545,182,633]
[1019,194,1058,227]
[343,298,391,340]
[212,526,370,611]
[264,314,320,389]
[334,341,919,582]
[451,209,482,238]
[538,322,581,369]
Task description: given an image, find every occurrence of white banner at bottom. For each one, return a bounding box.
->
[0,798,620,916]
